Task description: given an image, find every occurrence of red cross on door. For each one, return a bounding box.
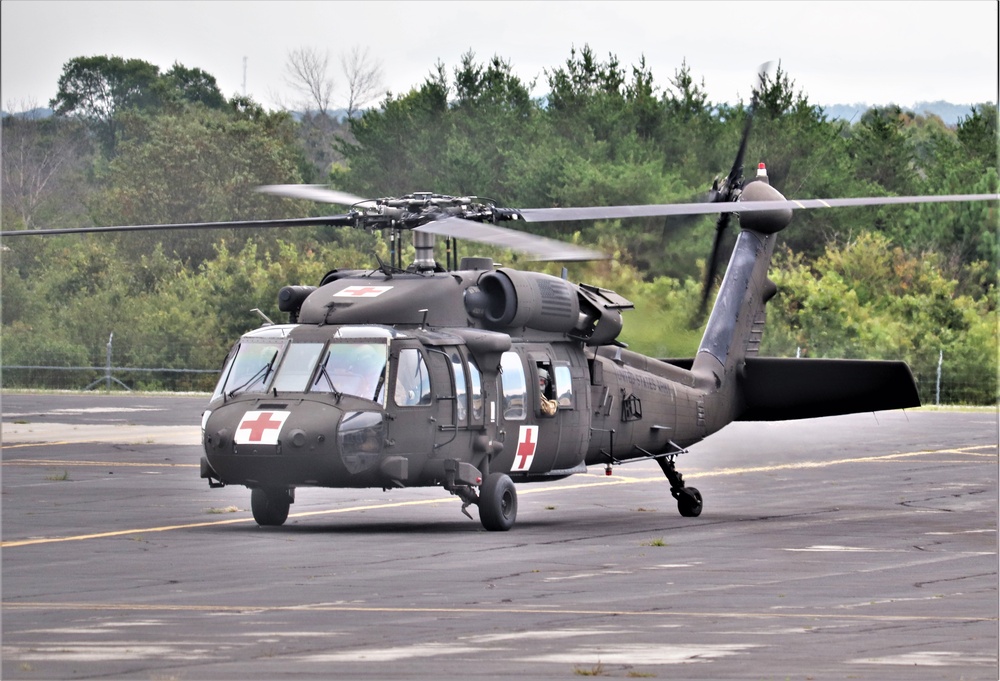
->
[235,410,290,445]
[512,425,538,471]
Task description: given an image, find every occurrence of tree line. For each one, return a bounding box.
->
[1,49,997,403]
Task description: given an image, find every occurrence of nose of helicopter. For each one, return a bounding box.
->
[202,400,388,488]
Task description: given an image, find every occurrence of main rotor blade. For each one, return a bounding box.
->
[415,216,607,261]
[0,215,356,237]
[256,185,373,206]
[518,193,998,224]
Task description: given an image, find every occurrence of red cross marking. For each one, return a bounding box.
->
[238,412,283,442]
[336,285,391,297]
[515,426,537,470]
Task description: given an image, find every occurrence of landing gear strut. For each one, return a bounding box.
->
[656,456,703,518]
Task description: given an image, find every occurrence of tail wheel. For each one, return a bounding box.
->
[251,488,291,526]
[676,487,703,518]
[479,472,517,531]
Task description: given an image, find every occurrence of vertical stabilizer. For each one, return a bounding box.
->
[691,173,791,429]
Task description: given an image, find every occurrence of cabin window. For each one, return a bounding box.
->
[313,341,388,404]
[499,351,526,421]
[467,358,484,423]
[553,362,574,409]
[394,348,432,407]
[448,349,468,424]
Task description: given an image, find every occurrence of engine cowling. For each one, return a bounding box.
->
[474,268,580,331]
[465,268,629,345]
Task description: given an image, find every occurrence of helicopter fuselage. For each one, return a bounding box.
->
[200,265,714,500]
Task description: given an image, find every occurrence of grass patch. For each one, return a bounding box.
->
[45,470,70,481]
[640,538,667,547]
[574,661,607,676]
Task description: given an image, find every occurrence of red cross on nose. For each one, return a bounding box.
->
[238,412,283,442]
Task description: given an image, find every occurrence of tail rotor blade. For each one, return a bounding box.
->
[697,213,730,321]
[696,62,773,323]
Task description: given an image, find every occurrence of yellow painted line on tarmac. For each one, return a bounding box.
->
[0,497,456,548]
[3,441,98,450]
[0,600,994,624]
[2,444,994,549]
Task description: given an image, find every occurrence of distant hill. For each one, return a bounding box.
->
[821,101,985,126]
[1,107,53,120]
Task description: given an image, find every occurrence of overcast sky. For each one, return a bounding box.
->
[2,0,997,113]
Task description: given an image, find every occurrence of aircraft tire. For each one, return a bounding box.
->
[251,487,290,526]
[677,487,703,518]
[479,472,517,531]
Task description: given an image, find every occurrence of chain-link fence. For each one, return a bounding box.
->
[1,333,222,393]
[1,365,218,392]
[910,352,999,407]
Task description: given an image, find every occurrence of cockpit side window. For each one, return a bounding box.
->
[394,348,432,407]
[213,338,285,400]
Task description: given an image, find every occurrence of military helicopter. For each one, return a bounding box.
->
[3,84,996,532]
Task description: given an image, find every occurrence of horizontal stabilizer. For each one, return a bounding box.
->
[738,357,920,421]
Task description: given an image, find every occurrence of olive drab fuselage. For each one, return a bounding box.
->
[201,262,717,494]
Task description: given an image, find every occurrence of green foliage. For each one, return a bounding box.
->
[49,55,227,153]
[762,234,997,404]
[155,63,227,110]
[50,56,162,140]
[87,102,306,264]
[849,106,917,195]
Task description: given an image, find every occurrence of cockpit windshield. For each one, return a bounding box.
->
[266,339,389,403]
[312,341,388,403]
[270,342,325,393]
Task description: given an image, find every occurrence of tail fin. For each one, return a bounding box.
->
[691,176,791,426]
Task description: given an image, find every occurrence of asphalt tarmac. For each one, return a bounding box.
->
[2,392,997,680]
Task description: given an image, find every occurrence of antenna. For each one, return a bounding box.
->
[242,56,248,96]
[251,308,274,325]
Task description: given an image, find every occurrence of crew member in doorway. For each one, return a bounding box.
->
[538,368,558,417]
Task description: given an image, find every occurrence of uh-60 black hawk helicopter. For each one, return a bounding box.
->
[4,87,996,532]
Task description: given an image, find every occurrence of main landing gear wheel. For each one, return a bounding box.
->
[251,488,291,526]
[479,472,517,531]
[656,455,703,518]
[674,486,703,518]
